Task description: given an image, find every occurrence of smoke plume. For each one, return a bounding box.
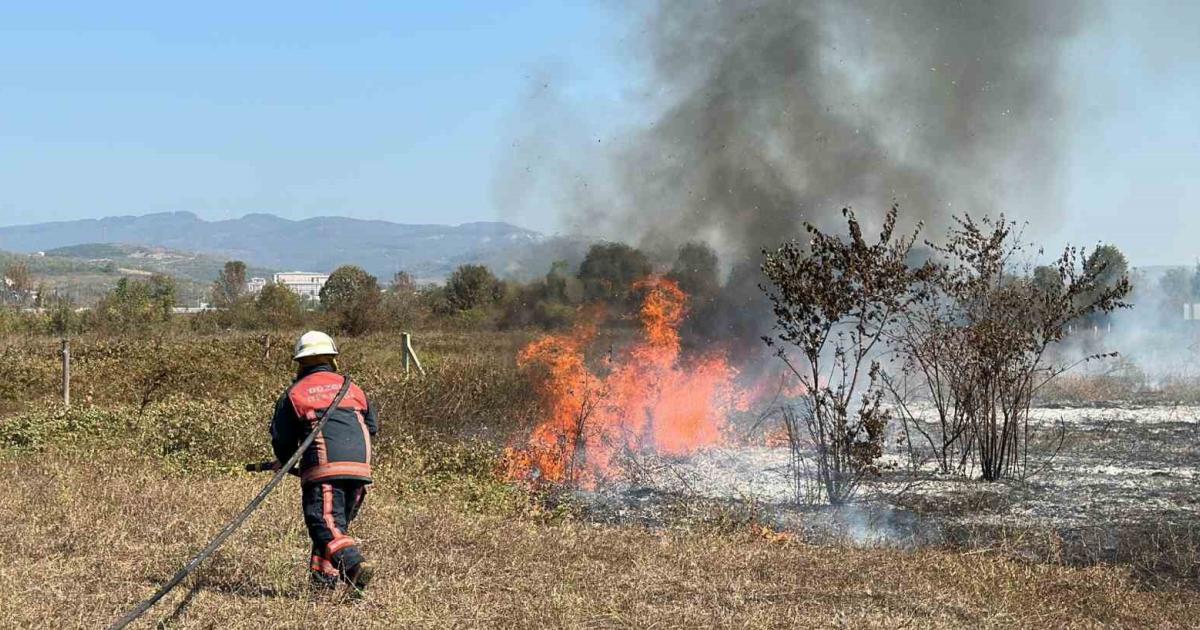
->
[572,0,1090,258]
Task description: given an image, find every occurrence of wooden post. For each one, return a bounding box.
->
[401,332,425,376]
[402,333,410,374]
[61,338,71,406]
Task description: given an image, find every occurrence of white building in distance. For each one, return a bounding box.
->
[274,271,329,301]
[246,277,268,294]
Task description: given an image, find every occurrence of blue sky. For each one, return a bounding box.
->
[1,2,1197,265]
[0,3,629,230]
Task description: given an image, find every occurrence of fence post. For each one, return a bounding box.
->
[61,338,71,406]
[401,332,425,376]
[402,333,410,374]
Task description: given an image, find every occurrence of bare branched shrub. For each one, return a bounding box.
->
[887,215,1131,480]
[762,206,929,505]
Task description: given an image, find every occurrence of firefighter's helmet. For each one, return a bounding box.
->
[293,330,339,360]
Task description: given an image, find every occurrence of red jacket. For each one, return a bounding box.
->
[270,365,378,484]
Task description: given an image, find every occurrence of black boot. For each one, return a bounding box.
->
[343,560,375,592]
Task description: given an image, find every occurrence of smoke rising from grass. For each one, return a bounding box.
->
[564,0,1090,257]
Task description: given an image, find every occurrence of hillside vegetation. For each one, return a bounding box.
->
[0,244,273,305]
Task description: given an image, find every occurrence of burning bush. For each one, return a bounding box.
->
[504,277,740,487]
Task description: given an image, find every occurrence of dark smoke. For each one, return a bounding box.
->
[580,0,1090,258]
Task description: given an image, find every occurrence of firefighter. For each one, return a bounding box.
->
[270,331,377,590]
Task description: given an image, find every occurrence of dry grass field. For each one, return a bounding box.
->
[6,450,1200,629]
[1,331,1198,628]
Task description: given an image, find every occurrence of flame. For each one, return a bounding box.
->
[504,277,740,487]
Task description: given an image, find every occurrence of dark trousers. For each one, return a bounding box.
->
[301,479,367,578]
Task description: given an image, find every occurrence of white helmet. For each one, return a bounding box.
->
[293,330,339,360]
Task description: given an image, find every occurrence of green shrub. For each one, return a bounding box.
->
[0,405,121,451]
[146,394,270,469]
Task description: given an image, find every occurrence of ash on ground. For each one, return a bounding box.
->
[572,404,1200,573]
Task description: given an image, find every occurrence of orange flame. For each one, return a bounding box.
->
[504,277,741,487]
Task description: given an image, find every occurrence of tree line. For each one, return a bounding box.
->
[1,233,1147,343]
[28,241,720,337]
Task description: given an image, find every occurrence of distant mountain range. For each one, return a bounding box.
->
[0,212,588,282]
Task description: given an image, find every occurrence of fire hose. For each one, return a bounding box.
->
[106,375,353,630]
